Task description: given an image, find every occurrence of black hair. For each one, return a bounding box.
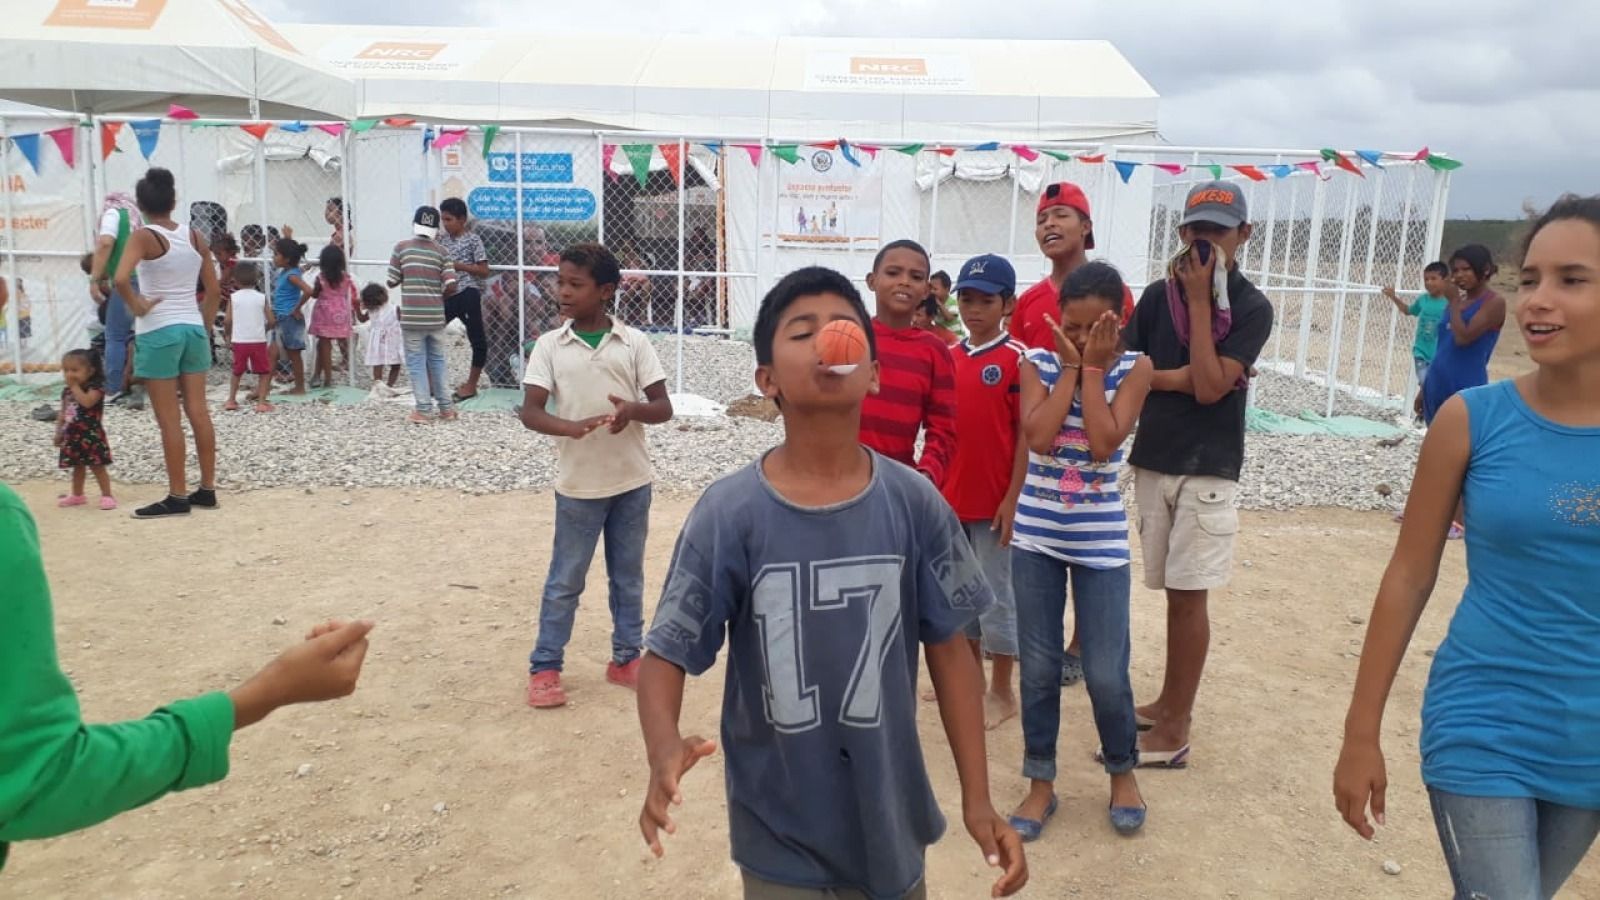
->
[134,167,177,216]
[1060,260,1126,309]
[360,283,388,308]
[1522,194,1600,261]
[930,270,952,288]
[274,237,309,268]
[212,233,239,256]
[754,266,876,366]
[918,295,941,318]
[318,244,348,287]
[440,197,468,219]
[1423,261,1449,278]
[326,196,347,221]
[871,239,931,273]
[233,260,260,289]
[560,241,622,289]
[61,348,106,391]
[1449,244,1497,281]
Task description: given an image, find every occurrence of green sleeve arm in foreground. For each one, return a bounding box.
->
[0,485,235,871]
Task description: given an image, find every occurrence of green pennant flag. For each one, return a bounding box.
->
[481,125,501,159]
[1041,150,1076,161]
[1319,148,1340,162]
[351,118,380,134]
[1207,164,1223,180]
[1425,153,1464,171]
[622,143,655,188]
[772,144,802,165]
[893,143,925,156]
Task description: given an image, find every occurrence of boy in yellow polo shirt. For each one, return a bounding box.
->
[519,242,674,708]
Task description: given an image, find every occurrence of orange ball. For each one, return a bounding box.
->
[816,319,868,373]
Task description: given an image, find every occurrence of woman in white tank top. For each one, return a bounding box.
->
[112,167,222,519]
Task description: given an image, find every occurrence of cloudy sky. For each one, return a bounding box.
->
[259,0,1595,218]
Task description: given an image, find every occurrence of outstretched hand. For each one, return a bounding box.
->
[639,735,717,858]
[230,619,374,730]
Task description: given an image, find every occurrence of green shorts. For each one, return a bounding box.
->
[134,324,211,380]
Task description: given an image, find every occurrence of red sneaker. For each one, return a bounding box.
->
[527,671,567,708]
[606,658,641,690]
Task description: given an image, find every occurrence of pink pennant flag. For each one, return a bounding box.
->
[316,123,347,137]
[1412,146,1430,161]
[46,127,76,168]
[432,129,467,151]
[1153,162,1186,175]
[1296,161,1322,175]
[1010,144,1040,162]
[856,144,881,158]
[602,143,618,176]
[167,104,198,121]
[734,143,763,166]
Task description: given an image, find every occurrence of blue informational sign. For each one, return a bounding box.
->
[467,187,597,222]
[485,152,575,184]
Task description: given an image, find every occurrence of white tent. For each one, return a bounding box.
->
[280,25,1158,140]
[0,0,354,119]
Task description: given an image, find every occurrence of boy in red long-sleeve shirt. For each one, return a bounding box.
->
[859,239,957,485]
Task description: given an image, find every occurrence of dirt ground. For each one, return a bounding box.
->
[6,480,1595,900]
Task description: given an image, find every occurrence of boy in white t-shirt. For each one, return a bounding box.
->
[224,261,275,413]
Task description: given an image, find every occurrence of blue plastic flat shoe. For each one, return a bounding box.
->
[1007,794,1059,843]
[1109,803,1147,835]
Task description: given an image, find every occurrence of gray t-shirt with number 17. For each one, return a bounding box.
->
[645,451,993,899]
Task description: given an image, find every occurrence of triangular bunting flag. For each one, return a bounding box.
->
[422,126,434,154]
[1322,148,1364,177]
[622,144,655,187]
[1296,161,1322,176]
[433,129,467,151]
[1231,165,1268,182]
[481,125,500,158]
[735,143,763,166]
[132,119,161,159]
[857,144,881,158]
[279,121,309,133]
[811,140,839,151]
[659,143,683,185]
[316,123,347,137]
[935,147,958,157]
[1425,154,1463,172]
[100,121,123,161]
[166,104,198,121]
[1412,146,1430,161]
[384,117,416,127]
[11,133,41,174]
[1041,150,1075,161]
[1077,154,1106,164]
[601,143,618,178]
[839,141,861,167]
[1355,150,1384,169]
[46,127,75,168]
[1207,164,1223,179]
[700,141,722,155]
[1153,162,1185,176]
[970,141,1000,152]
[771,144,802,165]
[240,122,272,141]
[1269,164,1294,179]
[350,119,380,133]
[1113,160,1138,183]
[893,143,924,156]
[1011,144,1040,162]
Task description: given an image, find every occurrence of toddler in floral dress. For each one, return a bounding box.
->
[54,349,115,510]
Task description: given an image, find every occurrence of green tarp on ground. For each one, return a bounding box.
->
[1246,407,1405,438]
[0,379,60,402]
[267,386,373,405]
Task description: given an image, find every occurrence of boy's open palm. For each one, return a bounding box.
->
[639,735,717,858]
[964,808,1028,897]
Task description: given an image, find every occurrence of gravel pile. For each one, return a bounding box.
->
[0,336,1418,512]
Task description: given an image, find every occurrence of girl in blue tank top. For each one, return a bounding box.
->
[1421,244,1507,424]
[1335,195,1600,900]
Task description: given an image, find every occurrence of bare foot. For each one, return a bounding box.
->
[1139,721,1191,755]
[283,388,307,396]
[984,691,1019,730]
[253,402,274,413]
[223,399,240,411]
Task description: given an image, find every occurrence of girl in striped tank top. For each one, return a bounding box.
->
[1006,262,1155,841]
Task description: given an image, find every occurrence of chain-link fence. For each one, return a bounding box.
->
[4,115,1452,416]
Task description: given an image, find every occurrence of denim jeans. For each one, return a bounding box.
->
[103,291,135,395]
[529,484,652,674]
[401,327,452,415]
[1011,546,1138,781]
[1428,788,1600,900]
[961,522,1017,656]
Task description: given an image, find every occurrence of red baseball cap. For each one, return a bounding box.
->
[1037,181,1094,249]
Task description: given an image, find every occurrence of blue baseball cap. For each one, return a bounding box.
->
[954,254,1016,296]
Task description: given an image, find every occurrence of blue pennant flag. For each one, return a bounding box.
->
[279,121,309,133]
[1270,164,1294,179]
[700,141,722,155]
[1355,150,1385,169]
[839,140,861,167]
[1112,160,1138,183]
[131,119,162,160]
[10,133,41,174]
[970,141,1000,152]
[422,126,434,154]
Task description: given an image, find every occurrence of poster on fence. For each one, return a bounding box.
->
[1,124,92,375]
[775,147,881,248]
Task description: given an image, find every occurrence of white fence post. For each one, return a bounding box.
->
[0,117,23,383]
[674,136,686,394]
[1324,176,1361,416]
[1296,175,1328,379]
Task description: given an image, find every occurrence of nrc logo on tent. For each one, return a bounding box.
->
[357,42,447,61]
[850,57,928,77]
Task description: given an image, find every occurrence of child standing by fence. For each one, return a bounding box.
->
[53,350,115,511]
[308,245,357,388]
[270,239,311,395]
[387,207,459,424]
[360,283,402,388]
[224,261,273,413]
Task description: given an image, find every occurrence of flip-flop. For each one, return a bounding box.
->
[452,390,478,403]
[1447,523,1465,540]
[1096,744,1191,769]
[1007,794,1059,843]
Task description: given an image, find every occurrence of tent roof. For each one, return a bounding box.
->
[281,25,1159,140]
[0,0,355,119]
